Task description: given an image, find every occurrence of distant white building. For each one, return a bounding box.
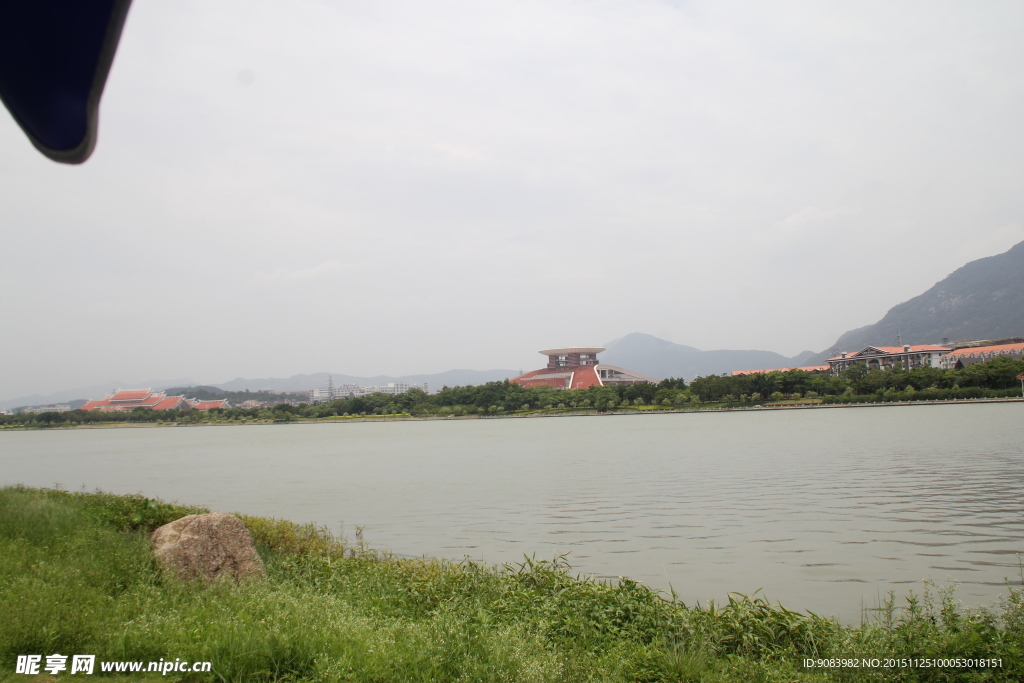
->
[23,404,72,414]
[379,382,413,395]
[309,377,428,402]
[308,387,336,403]
[310,376,343,404]
[354,382,427,396]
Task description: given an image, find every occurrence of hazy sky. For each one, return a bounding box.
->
[3,0,1024,400]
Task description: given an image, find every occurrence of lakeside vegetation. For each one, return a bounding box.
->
[3,357,1022,429]
[2,486,1021,682]
[162,386,306,405]
[687,356,1024,405]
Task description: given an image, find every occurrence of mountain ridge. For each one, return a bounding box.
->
[213,369,519,393]
[600,333,815,381]
[804,240,1024,365]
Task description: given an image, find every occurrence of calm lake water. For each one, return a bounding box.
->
[3,402,1023,622]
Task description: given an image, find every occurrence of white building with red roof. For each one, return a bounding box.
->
[826,345,952,375]
[511,347,655,390]
[941,341,1024,369]
[80,388,191,412]
[189,399,230,411]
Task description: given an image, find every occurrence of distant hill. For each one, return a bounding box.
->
[213,369,518,393]
[0,370,519,411]
[601,333,815,380]
[805,240,1024,364]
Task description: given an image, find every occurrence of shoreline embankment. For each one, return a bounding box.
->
[2,396,1021,431]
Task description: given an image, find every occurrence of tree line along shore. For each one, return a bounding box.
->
[3,356,1022,429]
[1,485,1021,682]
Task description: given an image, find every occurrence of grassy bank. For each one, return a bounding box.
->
[1,487,1021,682]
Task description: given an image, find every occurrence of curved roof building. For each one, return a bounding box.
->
[511,347,655,390]
[80,388,190,412]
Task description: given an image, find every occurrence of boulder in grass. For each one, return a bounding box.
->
[151,512,266,583]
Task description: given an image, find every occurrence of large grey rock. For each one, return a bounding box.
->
[151,512,266,583]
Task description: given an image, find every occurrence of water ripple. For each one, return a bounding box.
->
[2,402,1023,623]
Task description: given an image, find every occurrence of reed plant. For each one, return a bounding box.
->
[1,486,1020,682]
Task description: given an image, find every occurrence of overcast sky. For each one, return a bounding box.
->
[2,0,1024,400]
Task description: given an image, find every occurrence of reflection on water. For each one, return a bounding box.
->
[3,402,1023,622]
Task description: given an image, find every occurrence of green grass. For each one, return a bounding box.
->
[1,486,1021,682]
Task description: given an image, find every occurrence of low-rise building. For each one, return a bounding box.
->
[363,382,415,395]
[309,376,421,402]
[189,399,229,411]
[80,389,191,412]
[22,404,73,414]
[826,345,952,375]
[941,341,1024,369]
[350,382,428,396]
[310,377,345,403]
[236,399,269,409]
[731,366,829,377]
[308,387,336,403]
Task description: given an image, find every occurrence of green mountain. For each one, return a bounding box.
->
[807,240,1024,363]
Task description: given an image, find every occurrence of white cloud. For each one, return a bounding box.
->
[254,260,345,284]
[770,206,859,239]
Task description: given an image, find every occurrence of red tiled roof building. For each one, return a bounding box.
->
[826,345,952,375]
[941,342,1024,369]
[732,365,830,377]
[80,388,191,412]
[511,347,655,390]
